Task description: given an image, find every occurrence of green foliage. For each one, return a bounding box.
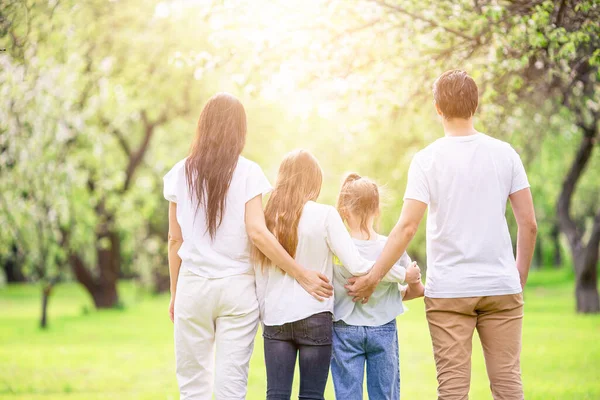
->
[1,0,598,297]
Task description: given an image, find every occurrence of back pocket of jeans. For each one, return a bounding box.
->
[303,313,332,344]
[263,324,284,340]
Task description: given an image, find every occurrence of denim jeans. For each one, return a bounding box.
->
[263,311,333,400]
[331,319,400,400]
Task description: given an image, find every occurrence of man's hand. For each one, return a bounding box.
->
[405,261,421,284]
[169,296,175,323]
[298,269,334,301]
[345,273,379,304]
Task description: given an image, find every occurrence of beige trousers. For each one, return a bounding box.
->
[174,268,259,400]
[425,293,524,400]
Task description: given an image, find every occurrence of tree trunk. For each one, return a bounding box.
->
[551,224,562,268]
[574,251,600,313]
[576,278,600,313]
[40,283,53,329]
[91,281,119,308]
[3,245,26,282]
[3,260,26,282]
[93,230,121,308]
[153,268,170,293]
[533,235,543,269]
[69,229,121,309]
[557,120,600,314]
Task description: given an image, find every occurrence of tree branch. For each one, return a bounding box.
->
[555,0,568,26]
[370,0,475,41]
[330,18,382,43]
[69,253,97,295]
[122,110,160,192]
[101,115,132,158]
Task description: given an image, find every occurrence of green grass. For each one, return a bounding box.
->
[1,269,599,399]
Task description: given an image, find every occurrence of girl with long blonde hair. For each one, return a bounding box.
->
[331,173,424,399]
[163,94,332,400]
[255,149,411,399]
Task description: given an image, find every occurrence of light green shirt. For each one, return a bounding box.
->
[333,235,410,326]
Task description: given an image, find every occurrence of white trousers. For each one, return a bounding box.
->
[174,268,259,400]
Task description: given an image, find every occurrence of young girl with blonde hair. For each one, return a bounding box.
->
[331,173,424,400]
[255,150,414,399]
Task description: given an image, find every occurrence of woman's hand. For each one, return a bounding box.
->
[169,296,175,323]
[297,270,334,301]
[405,261,421,284]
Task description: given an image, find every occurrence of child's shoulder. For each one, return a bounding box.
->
[354,234,388,253]
[304,201,337,217]
[372,234,389,247]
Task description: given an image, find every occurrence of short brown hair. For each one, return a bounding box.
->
[433,70,478,119]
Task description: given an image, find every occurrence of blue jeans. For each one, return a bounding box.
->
[263,312,333,400]
[331,319,400,400]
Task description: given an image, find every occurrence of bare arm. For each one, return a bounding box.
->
[346,199,427,301]
[380,252,413,283]
[509,188,537,289]
[168,202,183,322]
[245,195,333,301]
[402,281,425,301]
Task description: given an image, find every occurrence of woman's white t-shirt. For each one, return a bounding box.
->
[255,201,374,326]
[163,156,272,278]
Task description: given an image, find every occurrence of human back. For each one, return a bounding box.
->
[255,151,372,325]
[343,70,536,400]
[333,235,409,325]
[164,155,270,278]
[254,149,373,399]
[257,200,339,324]
[330,173,423,400]
[164,93,272,400]
[406,133,528,297]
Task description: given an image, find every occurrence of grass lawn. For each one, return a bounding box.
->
[1,269,599,399]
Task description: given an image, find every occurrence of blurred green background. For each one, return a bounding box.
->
[1,0,599,398]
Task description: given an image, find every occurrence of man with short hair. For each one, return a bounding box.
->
[346,70,537,400]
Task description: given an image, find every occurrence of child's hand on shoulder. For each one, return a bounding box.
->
[405,261,421,284]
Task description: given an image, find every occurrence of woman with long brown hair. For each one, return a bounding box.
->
[255,149,381,399]
[163,93,333,400]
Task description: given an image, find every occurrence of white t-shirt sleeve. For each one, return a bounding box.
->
[325,208,373,276]
[403,155,430,205]
[509,147,530,194]
[163,161,184,203]
[246,162,273,203]
[381,251,411,283]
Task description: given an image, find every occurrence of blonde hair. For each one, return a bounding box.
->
[336,173,380,240]
[254,149,323,268]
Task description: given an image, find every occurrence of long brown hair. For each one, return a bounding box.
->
[336,173,380,240]
[185,93,247,239]
[254,149,323,268]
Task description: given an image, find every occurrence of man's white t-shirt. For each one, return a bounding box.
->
[403,133,529,298]
[163,156,272,278]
